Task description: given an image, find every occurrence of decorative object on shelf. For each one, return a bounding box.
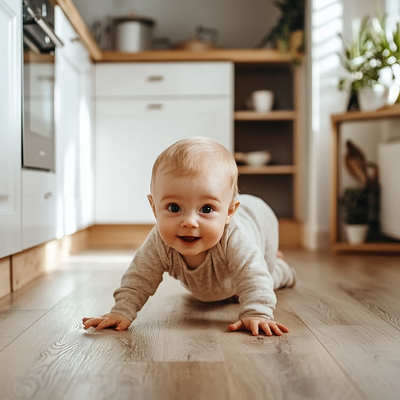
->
[256,0,305,64]
[252,90,274,113]
[91,17,114,50]
[341,140,380,243]
[234,150,272,166]
[338,10,400,111]
[174,25,219,51]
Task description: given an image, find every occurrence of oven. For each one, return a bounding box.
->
[22,0,63,171]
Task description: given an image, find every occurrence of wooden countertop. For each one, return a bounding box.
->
[53,0,295,64]
[99,49,294,64]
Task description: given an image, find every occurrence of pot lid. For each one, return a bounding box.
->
[113,15,156,27]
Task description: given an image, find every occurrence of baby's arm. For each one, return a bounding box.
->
[82,313,131,331]
[228,317,289,336]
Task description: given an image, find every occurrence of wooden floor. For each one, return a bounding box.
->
[0,248,399,400]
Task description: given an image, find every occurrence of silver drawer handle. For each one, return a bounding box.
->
[70,37,81,43]
[147,75,164,82]
[147,103,163,110]
[44,192,52,199]
[37,76,54,82]
[0,195,9,201]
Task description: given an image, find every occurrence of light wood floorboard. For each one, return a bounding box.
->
[0,249,399,399]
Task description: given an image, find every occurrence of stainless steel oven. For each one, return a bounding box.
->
[22,0,63,171]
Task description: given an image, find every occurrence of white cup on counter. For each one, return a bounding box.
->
[252,90,274,113]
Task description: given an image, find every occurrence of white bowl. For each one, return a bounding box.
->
[245,151,271,166]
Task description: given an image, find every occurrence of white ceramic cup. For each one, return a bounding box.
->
[252,90,274,113]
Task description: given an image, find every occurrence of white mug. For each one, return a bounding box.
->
[252,90,274,113]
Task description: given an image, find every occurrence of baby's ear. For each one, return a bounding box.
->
[226,200,240,224]
[147,195,157,218]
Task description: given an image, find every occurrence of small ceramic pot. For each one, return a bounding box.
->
[345,224,369,244]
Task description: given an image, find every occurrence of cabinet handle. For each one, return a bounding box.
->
[147,103,163,110]
[37,76,54,82]
[0,195,9,201]
[147,75,164,82]
[70,37,81,43]
[44,192,52,199]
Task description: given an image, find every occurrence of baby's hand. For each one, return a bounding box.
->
[228,317,289,336]
[82,313,131,331]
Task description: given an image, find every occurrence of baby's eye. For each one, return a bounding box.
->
[167,203,180,213]
[200,205,213,214]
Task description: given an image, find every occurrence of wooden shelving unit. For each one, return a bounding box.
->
[331,106,400,252]
[234,62,302,245]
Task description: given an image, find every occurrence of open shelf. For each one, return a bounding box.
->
[331,106,400,252]
[332,242,400,252]
[238,165,296,175]
[235,110,296,121]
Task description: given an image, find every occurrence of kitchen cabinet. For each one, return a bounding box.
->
[95,62,233,223]
[0,0,22,258]
[21,169,58,249]
[55,6,94,236]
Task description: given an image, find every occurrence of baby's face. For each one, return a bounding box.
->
[148,167,239,268]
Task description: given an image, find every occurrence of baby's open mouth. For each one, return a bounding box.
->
[179,236,200,244]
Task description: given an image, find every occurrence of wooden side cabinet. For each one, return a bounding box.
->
[331,107,400,252]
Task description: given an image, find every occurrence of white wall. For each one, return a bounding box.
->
[73,0,279,49]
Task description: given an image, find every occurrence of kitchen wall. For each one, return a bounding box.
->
[72,0,279,49]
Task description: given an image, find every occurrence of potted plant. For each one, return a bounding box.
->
[338,11,400,111]
[256,0,305,63]
[341,187,369,244]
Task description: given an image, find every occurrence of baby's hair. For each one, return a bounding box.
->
[151,137,238,201]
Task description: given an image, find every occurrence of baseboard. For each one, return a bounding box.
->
[0,257,11,298]
[87,224,155,249]
[7,220,305,295]
[10,228,90,292]
[302,223,330,251]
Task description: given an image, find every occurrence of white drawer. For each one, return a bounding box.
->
[55,6,87,70]
[95,62,233,97]
[22,169,58,250]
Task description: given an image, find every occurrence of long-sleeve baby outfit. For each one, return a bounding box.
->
[111,194,294,323]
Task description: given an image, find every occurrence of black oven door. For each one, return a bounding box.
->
[22,0,63,171]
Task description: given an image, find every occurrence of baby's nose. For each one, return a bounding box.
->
[181,211,199,228]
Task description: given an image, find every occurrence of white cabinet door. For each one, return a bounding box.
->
[95,97,233,223]
[21,170,57,249]
[0,0,22,257]
[55,6,94,236]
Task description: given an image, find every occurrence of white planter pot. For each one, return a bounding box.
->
[358,85,388,112]
[345,224,369,244]
[387,85,400,105]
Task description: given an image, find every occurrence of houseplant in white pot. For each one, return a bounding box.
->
[339,13,400,111]
[341,187,369,244]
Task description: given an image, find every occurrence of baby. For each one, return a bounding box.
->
[83,137,295,336]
